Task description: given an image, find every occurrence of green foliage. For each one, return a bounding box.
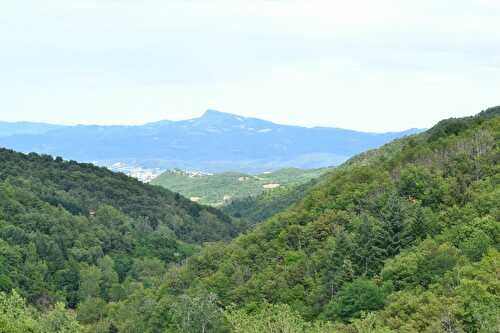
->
[323,279,390,321]
[381,240,463,290]
[370,249,500,333]
[0,291,82,333]
[222,179,322,228]
[0,148,239,331]
[76,297,106,325]
[1,106,498,332]
[172,293,224,333]
[0,148,237,244]
[226,303,335,333]
[159,107,499,330]
[152,168,328,206]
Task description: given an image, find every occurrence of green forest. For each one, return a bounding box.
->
[0,107,499,332]
[151,168,328,206]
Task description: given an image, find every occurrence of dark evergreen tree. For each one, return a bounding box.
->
[353,215,385,276]
[379,193,411,257]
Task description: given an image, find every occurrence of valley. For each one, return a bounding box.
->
[0,106,498,332]
[151,167,329,206]
[2,2,498,331]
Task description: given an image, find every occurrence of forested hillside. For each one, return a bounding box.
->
[0,107,498,333]
[222,179,323,227]
[0,149,237,244]
[152,168,328,206]
[220,145,406,226]
[0,149,239,327]
[151,107,498,332]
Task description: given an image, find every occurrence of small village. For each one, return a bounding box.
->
[99,162,164,183]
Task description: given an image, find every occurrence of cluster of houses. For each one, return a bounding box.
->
[101,162,164,183]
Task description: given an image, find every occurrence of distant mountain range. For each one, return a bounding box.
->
[0,121,64,137]
[0,110,423,173]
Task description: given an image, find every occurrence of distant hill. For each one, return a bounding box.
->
[0,121,63,137]
[152,167,329,206]
[0,110,423,173]
[0,148,237,244]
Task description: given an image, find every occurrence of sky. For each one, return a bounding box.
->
[1,0,499,132]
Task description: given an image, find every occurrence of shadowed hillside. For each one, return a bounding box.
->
[0,148,238,310]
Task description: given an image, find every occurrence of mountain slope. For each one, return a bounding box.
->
[0,110,422,173]
[0,148,237,243]
[151,167,329,206]
[0,148,238,309]
[1,108,497,333]
[221,177,326,227]
[151,106,499,332]
[220,136,417,226]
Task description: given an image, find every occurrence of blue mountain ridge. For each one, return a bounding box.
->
[0,110,423,173]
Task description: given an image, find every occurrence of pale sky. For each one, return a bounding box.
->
[1,0,499,132]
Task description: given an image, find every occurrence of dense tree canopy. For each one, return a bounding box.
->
[0,148,239,331]
[157,107,499,332]
[222,179,321,228]
[0,106,498,332]
[0,149,237,243]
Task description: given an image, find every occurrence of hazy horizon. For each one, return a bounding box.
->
[1,0,499,131]
[0,108,430,133]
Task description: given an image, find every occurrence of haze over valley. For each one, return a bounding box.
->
[0,110,421,174]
